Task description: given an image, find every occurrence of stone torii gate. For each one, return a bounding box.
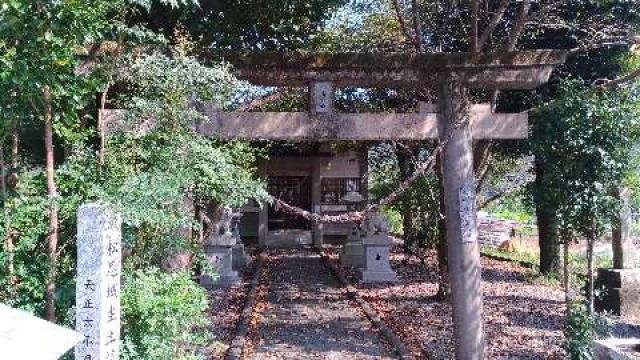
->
[198,50,567,359]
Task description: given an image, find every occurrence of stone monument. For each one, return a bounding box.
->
[595,187,640,320]
[201,207,240,287]
[231,210,250,269]
[361,213,398,283]
[75,203,122,360]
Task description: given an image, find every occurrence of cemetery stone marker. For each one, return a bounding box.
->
[75,203,122,360]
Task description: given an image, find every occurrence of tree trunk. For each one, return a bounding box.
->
[98,85,109,166]
[586,222,596,314]
[534,159,561,274]
[9,125,18,191]
[397,144,414,249]
[0,143,6,199]
[43,86,60,322]
[435,154,449,300]
[562,229,571,307]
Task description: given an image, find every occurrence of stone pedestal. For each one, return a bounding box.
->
[232,243,249,269]
[595,268,640,321]
[361,233,397,283]
[201,240,240,288]
[340,224,364,267]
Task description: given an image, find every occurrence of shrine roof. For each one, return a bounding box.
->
[203,50,567,90]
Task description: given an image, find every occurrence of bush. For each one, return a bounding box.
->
[121,268,210,360]
[565,300,611,360]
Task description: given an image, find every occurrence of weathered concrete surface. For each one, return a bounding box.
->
[75,203,122,360]
[439,80,485,360]
[195,108,527,141]
[613,187,637,269]
[249,249,394,360]
[204,50,567,89]
[593,338,640,360]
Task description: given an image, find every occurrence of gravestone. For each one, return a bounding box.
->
[231,211,249,269]
[596,187,640,320]
[340,223,364,267]
[0,304,82,360]
[360,214,398,283]
[201,207,240,287]
[75,203,122,360]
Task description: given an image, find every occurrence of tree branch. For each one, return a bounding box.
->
[390,0,418,50]
[504,0,531,52]
[235,89,289,112]
[411,0,423,52]
[478,181,529,210]
[594,66,640,89]
[477,0,511,51]
[470,0,480,53]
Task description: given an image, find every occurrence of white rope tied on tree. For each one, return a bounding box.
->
[268,97,471,224]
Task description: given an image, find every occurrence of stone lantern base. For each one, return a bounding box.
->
[360,234,397,283]
[232,243,250,270]
[201,244,240,288]
[341,240,364,267]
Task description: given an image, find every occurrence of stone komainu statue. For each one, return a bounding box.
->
[363,213,391,235]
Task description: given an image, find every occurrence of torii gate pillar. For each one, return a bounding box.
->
[439,80,484,359]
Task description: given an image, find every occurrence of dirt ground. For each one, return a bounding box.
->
[325,244,566,359]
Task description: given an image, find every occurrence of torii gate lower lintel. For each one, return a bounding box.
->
[200,50,567,360]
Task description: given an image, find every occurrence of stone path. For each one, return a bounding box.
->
[249,248,395,360]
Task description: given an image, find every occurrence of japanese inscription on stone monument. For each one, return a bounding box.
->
[312,82,332,113]
[75,203,122,360]
[458,183,478,244]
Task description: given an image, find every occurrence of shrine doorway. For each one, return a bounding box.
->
[265,175,313,247]
[267,175,312,231]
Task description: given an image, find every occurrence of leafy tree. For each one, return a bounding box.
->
[532,79,640,311]
[0,0,117,321]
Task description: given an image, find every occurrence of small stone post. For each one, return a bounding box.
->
[75,203,122,360]
[612,187,637,269]
[360,214,398,283]
[201,207,240,287]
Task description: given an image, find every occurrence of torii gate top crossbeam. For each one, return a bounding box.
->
[204,50,567,89]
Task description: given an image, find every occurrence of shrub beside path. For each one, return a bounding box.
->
[247,249,396,360]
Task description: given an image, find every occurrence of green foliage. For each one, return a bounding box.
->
[565,300,611,360]
[100,50,267,268]
[485,191,535,224]
[121,267,209,360]
[0,150,100,319]
[532,79,640,237]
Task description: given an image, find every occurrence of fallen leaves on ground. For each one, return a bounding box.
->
[325,244,566,360]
